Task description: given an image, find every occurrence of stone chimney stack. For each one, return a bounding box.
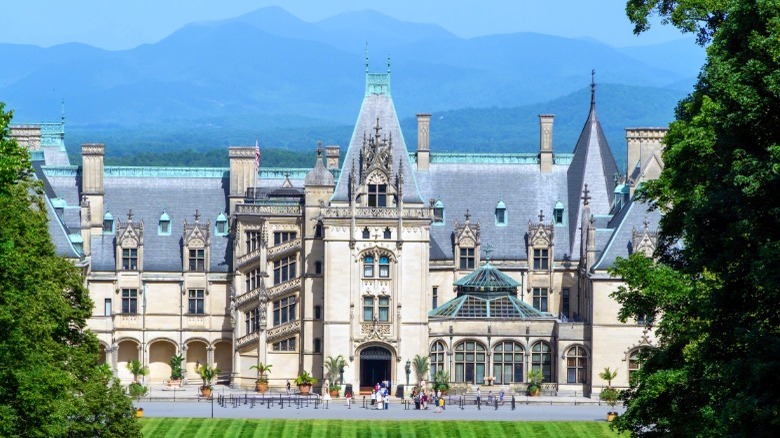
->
[229,146,256,213]
[626,128,668,196]
[81,143,105,235]
[539,114,554,173]
[325,145,340,170]
[416,113,431,171]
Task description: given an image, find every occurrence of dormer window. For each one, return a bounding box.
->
[103,212,115,234]
[215,213,228,236]
[158,212,171,236]
[362,227,370,239]
[553,202,565,225]
[432,200,445,225]
[383,227,391,239]
[495,200,507,226]
[368,184,387,207]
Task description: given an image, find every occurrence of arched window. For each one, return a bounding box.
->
[363,255,375,277]
[454,340,487,384]
[432,200,445,225]
[362,227,370,239]
[628,348,651,382]
[493,341,524,384]
[158,211,171,236]
[495,200,507,226]
[378,255,390,278]
[531,341,553,382]
[430,341,446,382]
[383,227,391,239]
[566,345,588,384]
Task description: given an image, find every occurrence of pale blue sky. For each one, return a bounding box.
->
[0,0,688,49]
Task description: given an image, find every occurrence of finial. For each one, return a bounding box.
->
[387,54,391,73]
[483,243,494,262]
[539,209,545,222]
[643,216,649,231]
[465,209,471,222]
[582,184,591,206]
[365,41,369,73]
[590,69,596,108]
[194,209,200,222]
[316,141,323,157]
[61,98,65,123]
[127,209,133,222]
[374,117,382,140]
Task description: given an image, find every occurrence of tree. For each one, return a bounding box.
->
[249,362,272,384]
[610,1,780,435]
[599,367,618,388]
[412,355,429,384]
[0,102,140,436]
[324,355,346,386]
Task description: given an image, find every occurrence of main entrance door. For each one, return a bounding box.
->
[360,346,392,392]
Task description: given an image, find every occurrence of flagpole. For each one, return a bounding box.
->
[254,136,259,200]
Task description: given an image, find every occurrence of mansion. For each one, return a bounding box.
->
[13,67,666,396]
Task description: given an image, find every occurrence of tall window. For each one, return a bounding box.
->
[454,341,486,384]
[273,337,296,352]
[314,305,321,320]
[245,307,260,334]
[188,289,205,314]
[533,288,548,312]
[246,268,262,292]
[533,248,549,270]
[363,296,374,321]
[531,342,553,383]
[378,256,390,278]
[315,261,322,275]
[493,341,524,384]
[273,296,296,326]
[104,298,112,316]
[273,231,296,246]
[566,346,588,384]
[246,231,261,253]
[460,248,475,270]
[121,289,137,314]
[314,338,322,353]
[378,296,390,322]
[367,184,387,207]
[432,287,438,309]
[273,256,296,284]
[629,348,650,382]
[363,256,375,277]
[122,248,138,270]
[430,341,446,381]
[562,288,570,318]
[314,222,323,238]
[189,249,205,271]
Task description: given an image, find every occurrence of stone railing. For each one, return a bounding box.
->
[267,277,301,301]
[323,206,431,219]
[235,204,302,216]
[235,331,260,351]
[236,247,262,269]
[267,320,301,342]
[236,286,263,309]
[268,238,301,260]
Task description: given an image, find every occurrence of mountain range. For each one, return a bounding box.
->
[0,6,705,169]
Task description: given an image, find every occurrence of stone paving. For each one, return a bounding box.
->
[137,384,622,422]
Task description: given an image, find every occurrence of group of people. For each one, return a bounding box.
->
[369,381,391,410]
[474,387,505,406]
[411,387,445,413]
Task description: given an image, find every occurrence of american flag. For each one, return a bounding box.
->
[255,137,260,170]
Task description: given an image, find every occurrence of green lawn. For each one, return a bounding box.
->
[140,419,618,437]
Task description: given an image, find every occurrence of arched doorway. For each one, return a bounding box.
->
[117,340,139,382]
[186,341,208,382]
[359,346,392,392]
[213,341,233,384]
[148,340,177,383]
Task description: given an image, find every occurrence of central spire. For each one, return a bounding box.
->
[590,69,596,111]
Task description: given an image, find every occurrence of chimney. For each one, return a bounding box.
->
[325,145,340,170]
[81,143,105,234]
[626,128,668,196]
[229,146,256,213]
[416,113,431,171]
[539,114,554,173]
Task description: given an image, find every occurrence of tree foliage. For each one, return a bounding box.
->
[0,102,140,437]
[612,0,780,435]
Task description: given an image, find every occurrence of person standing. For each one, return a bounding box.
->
[376,389,383,410]
[476,387,481,405]
[286,380,291,396]
[371,389,376,406]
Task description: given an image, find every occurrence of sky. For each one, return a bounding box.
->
[0,0,690,50]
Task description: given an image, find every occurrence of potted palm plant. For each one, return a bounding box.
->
[433,370,450,394]
[599,367,620,421]
[197,364,220,397]
[126,359,149,417]
[527,369,544,396]
[324,355,346,397]
[168,354,184,387]
[294,370,318,395]
[250,362,272,393]
[413,355,429,386]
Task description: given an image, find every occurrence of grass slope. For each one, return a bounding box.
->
[140,419,618,437]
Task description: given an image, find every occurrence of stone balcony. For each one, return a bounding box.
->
[266,320,301,343]
[323,206,431,219]
[235,331,260,351]
[268,238,301,261]
[235,203,302,217]
[236,284,263,310]
[236,247,262,270]
[267,277,301,301]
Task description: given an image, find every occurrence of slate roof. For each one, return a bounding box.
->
[331,74,423,204]
[567,99,619,257]
[305,152,335,186]
[415,162,571,261]
[454,261,522,292]
[593,197,661,270]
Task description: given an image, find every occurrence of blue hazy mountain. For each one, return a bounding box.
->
[0,6,698,163]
